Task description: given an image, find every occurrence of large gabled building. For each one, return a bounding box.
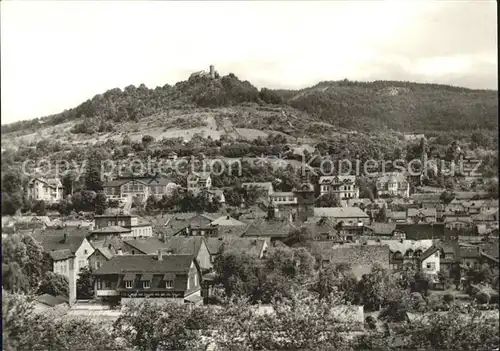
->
[103,175,177,202]
[92,253,203,305]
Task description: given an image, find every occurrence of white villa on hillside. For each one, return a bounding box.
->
[27,177,64,203]
[375,173,410,198]
[319,175,359,199]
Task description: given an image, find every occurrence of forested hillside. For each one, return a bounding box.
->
[2,75,497,136]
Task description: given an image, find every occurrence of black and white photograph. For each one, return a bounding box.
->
[1,1,499,350]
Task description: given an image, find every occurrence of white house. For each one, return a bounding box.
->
[103,176,177,202]
[375,173,410,198]
[187,172,212,193]
[319,176,359,199]
[35,230,95,280]
[269,192,298,206]
[27,177,64,203]
[419,246,440,278]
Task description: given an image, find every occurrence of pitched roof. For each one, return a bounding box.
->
[34,228,88,255]
[459,247,481,258]
[162,237,205,256]
[381,239,433,253]
[242,218,297,238]
[369,223,397,235]
[205,237,268,257]
[395,223,446,240]
[443,216,473,223]
[376,173,408,184]
[210,216,246,227]
[420,246,440,262]
[407,208,437,218]
[90,241,118,260]
[124,237,170,255]
[49,249,75,261]
[93,254,194,275]
[319,175,356,185]
[300,217,339,238]
[310,243,390,278]
[269,192,295,197]
[241,182,273,189]
[313,207,369,219]
[387,211,407,220]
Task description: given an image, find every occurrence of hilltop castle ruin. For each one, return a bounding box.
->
[189,65,219,80]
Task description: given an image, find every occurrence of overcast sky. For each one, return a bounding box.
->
[1,1,497,124]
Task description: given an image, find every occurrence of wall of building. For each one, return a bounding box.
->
[197,241,212,271]
[89,250,109,271]
[74,238,95,273]
[421,252,440,275]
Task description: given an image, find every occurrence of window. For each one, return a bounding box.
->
[165,280,173,289]
[95,261,101,270]
[187,276,190,290]
[84,249,88,254]
[78,260,84,268]
[143,281,150,289]
[194,274,198,287]
[426,262,436,270]
[125,280,133,289]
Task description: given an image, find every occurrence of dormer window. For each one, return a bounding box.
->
[143,281,150,289]
[125,280,133,289]
[166,280,173,289]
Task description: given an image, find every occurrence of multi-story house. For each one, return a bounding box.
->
[319,175,359,199]
[27,177,63,203]
[375,173,410,198]
[241,182,274,197]
[269,192,298,206]
[313,207,371,225]
[187,172,211,193]
[407,208,437,224]
[382,239,433,270]
[103,176,177,202]
[34,229,95,279]
[93,214,153,239]
[92,253,203,305]
[418,246,441,279]
[443,215,474,230]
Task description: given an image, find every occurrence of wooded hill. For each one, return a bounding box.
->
[2,74,497,135]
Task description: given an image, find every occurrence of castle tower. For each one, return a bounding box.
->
[293,171,315,222]
[209,65,215,79]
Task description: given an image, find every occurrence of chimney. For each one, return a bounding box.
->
[158,249,163,261]
[209,65,215,79]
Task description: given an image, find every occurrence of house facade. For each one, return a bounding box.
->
[419,246,441,278]
[92,254,203,305]
[103,176,176,202]
[27,177,64,203]
[269,192,298,206]
[376,173,410,198]
[319,175,359,199]
[35,230,95,279]
[187,172,212,193]
[313,207,371,225]
[93,215,153,238]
